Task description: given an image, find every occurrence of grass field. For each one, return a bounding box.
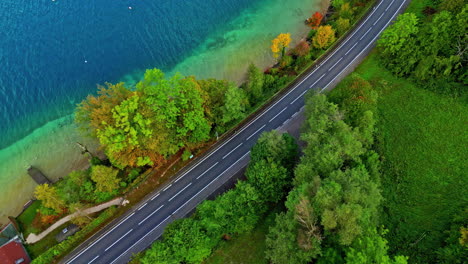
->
[202,207,281,264]
[16,201,41,236]
[337,52,468,263]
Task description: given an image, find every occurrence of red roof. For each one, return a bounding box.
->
[0,239,30,264]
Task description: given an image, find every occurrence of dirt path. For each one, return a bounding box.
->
[26,197,126,244]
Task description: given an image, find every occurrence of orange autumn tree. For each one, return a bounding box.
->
[271,33,292,58]
[293,40,311,57]
[312,25,336,49]
[306,12,323,29]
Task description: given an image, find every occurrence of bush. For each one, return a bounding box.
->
[182,149,192,161]
[32,207,117,264]
[140,132,298,263]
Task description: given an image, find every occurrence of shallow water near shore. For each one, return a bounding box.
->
[0,0,324,223]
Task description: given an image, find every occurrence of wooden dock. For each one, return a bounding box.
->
[27,166,51,185]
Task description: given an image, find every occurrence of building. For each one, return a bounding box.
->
[0,221,30,264]
[0,237,30,264]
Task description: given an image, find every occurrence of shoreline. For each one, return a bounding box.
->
[0,0,327,225]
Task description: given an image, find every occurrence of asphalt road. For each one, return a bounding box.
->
[63,0,408,263]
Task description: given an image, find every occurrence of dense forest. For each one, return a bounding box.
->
[26,0,466,263]
[136,1,467,263]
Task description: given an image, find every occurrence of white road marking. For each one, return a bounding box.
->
[66,211,136,263]
[314,0,385,67]
[150,193,160,201]
[309,73,326,89]
[173,152,250,216]
[88,255,99,264]
[360,27,373,40]
[138,205,165,225]
[174,174,184,183]
[109,215,172,264]
[162,184,172,192]
[246,125,266,141]
[68,1,405,262]
[322,0,407,92]
[151,0,387,192]
[291,73,326,105]
[222,143,243,160]
[137,203,147,211]
[196,162,219,180]
[386,0,395,11]
[292,111,299,118]
[105,229,133,252]
[374,12,385,26]
[329,57,344,71]
[290,90,308,105]
[345,42,358,55]
[168,183,192,202]
[269,107,287,123]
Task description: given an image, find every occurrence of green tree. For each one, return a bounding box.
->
[315,166,381,245]
[90,165,121,193]
[266,212,320,264]
[336,17,351,36]
[295,93,364,182]
[142,218,214,264]
[378,13,419,55]
[250,130,298,169]
[138,69,211,153]
[196,181,264,236]
[439,0,466,13]
[34,184,65,213]
[245,63,264,102]
[245,160,289,203]
[75,82,132,135]
[221,84,248,124]
[345,229,408,264]
[436,209,468,263]
[378,13,420,75]
[77,68,215,169]
[197,79,231,128]
[339,2,354,20]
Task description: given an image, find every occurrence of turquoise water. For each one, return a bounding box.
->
[0,0,325,223]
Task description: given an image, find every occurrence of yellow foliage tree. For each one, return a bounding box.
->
[91,165,121,193]
[271,33,292,58]
[312,25,336,49]
[34,184,65,213]
[336,17,351,36]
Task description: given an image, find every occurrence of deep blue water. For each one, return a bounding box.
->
[0,0,259,149]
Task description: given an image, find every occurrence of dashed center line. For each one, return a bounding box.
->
[150,193,160,201]
[137,203,147,211]
[309,73,326,89]
[172,151,250,216]
[69,1,406,263]
[105,229,133,252]
[345,42,358,55]
[138,204,165,225]
[168,182,192,202]
[88,255,99,264]
[374,12,385,25]
[246,125,266,141]
[162,184,172,192]
[387,0,396,11]
[329,57,344,71]
[360,27,373,40]
[196,162,219,180]
[269,107,287,123]
[110,215,171,264]
[222,143,243,159]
